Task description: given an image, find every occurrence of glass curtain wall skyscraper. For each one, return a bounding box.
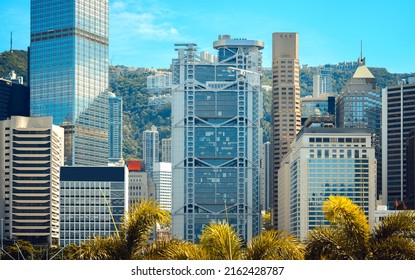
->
[30,0,109,166]
[171,35,263,243]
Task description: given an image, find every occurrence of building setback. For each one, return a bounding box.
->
[278,128,376,240]
[171,35,263,242]
[59,166,128,246]
[271,32,302,227]
[30,0,110,166]
[0,116,64,245]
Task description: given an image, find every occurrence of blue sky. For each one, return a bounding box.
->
[0,0,414,73]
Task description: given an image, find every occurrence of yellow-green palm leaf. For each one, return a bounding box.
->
[200,222,242,260]
[244,230,304,260]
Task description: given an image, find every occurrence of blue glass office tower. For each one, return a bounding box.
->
[30,0,109,166]
[109,93,123,162]
[171,35,264,243]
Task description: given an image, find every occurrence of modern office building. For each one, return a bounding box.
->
[30,0,110,166]
[143,125,159,178]
[261,142,272,211]
[0,116,64,245]
[147,72,172,94]
[382,78,415,209]
[301,95,336,126]
[278,127,376,240]
[109,93,123,163]
[271,32,301,227]
[59,166,128,246]
[171,35,263,242]
[153,162,172,211]
[336,59,382,197]
[127,160,155,206]
[312,65,333,97]
[0,78,30,121]
[161,138,172,163]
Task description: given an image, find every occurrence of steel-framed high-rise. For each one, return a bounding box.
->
[171,35,263,242]
[30,0,109,166]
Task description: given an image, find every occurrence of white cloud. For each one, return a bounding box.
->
[110,0,183,42]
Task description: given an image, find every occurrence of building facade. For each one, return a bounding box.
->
[0,116,64,245]
[0,78,30,121]
[153,162,172,211]
[382,79,415,208]
[143,125,159,178]
[336,61,382,198]
[261,142,272,211]
[147,72,172,94]
[278,128,376,240]
[171,35,263,242]
[271,32,302,227]
[161,138,172,163]
[30,0,110,166]
[109,93,123,163]
[59,166,128,246]
[301,95,336,126]
[127,160,155,206]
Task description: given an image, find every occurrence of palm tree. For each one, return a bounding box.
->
[244,230,304,260]
[141,238,207,260]
[305,195,415,260]
[78,199,170,260]
[370,211,415,259]
[199,222,243,260]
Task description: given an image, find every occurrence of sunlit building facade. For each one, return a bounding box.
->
[30,0,110,166]
[278,128,376,240]
[171,35,263,242]
[59,166,128,246]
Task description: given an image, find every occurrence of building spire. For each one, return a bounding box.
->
[358,40,365,65]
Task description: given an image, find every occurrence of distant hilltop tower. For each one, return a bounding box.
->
[10,32,13,53]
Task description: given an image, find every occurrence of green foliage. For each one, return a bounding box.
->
[0,50,28,84]
[244,230,304,260]
[306,196,415,260]
[78,198,170,260]
[199,222,243,260]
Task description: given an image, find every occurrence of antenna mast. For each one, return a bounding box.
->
[10,32,13,52]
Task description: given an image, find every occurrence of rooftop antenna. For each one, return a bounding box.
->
[358,40,365,65]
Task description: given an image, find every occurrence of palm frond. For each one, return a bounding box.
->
[305,226,357,260]
[200,222,242,260]
[78,235,126,260]
[371,210,415,241]
[121,199,170,257]
[142,238,207,260]
[371,236,415,260]
[244,230,304,260]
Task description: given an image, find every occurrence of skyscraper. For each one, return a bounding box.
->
[271,32,301,227]
[143,125,159,178]
[171,35,263,242]
[109,93,123,163]
[161,138,172,163]
[30,0,109,166]
[382,78,415,208]
[336,59,381,197]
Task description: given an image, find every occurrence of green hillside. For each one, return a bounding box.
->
[0,50,28,84]
[1,50,414,160]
